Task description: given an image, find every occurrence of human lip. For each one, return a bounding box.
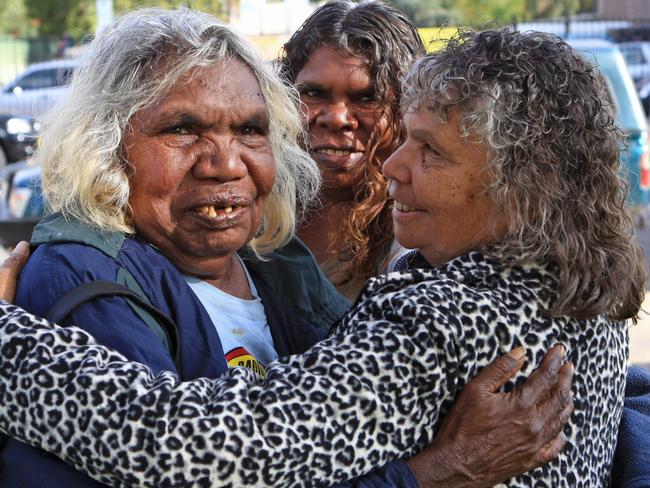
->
[392,199,417,212]
[314,147,358,157]
[194,204,237,218]
[189,196,251,223]
[311,145,364,168]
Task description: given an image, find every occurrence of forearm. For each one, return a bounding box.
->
[0,301,447,486]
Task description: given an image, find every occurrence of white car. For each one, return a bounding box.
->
[0,59,76,119]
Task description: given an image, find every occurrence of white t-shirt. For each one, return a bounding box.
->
[183,262,278,378]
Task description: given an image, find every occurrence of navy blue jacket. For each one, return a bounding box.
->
[1,214,416,487]
[611,366,650,488]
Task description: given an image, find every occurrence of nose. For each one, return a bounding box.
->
[317,101,358,131]
[382,141,411,183]
[193,136,248,182]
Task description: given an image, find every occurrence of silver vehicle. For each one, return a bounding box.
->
[0,59,76,119]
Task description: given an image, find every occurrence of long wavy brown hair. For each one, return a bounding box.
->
[278,0,425,285]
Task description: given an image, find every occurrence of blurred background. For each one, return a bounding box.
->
[0,0,647,369]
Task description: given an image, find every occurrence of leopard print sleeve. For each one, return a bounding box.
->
[0,279,461,488]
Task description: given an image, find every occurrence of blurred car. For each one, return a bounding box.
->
[0,115,40,170]
[0,160,42,247]
[0,59,76,119]
[6,164,42,219]
[570,39,650,209]
[618,41,650,114]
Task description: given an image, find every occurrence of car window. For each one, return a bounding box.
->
[12,67,73,91]
[14,69,58,91]
[57,67,74,86]
[585,47,647,131]
[620,45,645,66]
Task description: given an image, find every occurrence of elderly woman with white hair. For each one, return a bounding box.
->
[0,7,350,487]
[0,9,576,488]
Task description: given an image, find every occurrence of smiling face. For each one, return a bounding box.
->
[383,104,508,266]
[295,45,391,202]
[123,59,275,278]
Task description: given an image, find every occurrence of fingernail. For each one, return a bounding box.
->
[553,343,566,356]
[12,241,29,256]
[509,346,526,360]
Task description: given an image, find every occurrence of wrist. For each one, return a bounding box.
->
[406,442,476,488]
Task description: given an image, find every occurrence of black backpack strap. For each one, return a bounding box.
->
[45,281,182,374]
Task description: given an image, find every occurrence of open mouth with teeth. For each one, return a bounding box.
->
[193,204,240,218]
[316,148,355,156]
[393,200,416,212]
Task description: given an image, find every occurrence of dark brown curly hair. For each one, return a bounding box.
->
[278,0,425,286]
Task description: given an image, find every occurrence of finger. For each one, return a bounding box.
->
[1,242,29,275]
[473,347,527,393]
[557,360,574,393]
[515,344,566,404]
[534,432,567,466]
[538,388,574,443]
[0,241,30,302]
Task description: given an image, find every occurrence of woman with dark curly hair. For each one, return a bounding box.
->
[0,28,636,487]
[279,0,424,299]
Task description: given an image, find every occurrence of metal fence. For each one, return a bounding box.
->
[0,37,59,85]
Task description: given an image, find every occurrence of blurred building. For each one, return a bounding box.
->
[230,0,315,36]
[598,0,649,20]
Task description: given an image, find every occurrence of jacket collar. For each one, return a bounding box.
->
[30,212,125,259]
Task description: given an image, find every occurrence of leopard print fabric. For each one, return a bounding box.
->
[0,251,627,487]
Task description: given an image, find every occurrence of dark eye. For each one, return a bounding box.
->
[426,144,442,158]
[242,124,267,136]
[300,89,325,99]
[163,125,190,135]
[357,94,376,103]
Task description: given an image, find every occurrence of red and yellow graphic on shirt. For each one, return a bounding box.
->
[225,347,267,378]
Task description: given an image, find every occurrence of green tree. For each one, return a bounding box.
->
[114,0,227,20]
[24,0,82,36]
[453,0,525,26]
[0,0,36,36]
[67,1,96,39]
[389,0,460,27]
[389,0,598,28]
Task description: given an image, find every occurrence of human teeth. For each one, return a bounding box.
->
[394,201,415,212]
[196,205,237,217]
[317,148,350,156]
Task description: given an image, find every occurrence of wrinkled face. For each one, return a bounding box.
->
[123,59,276,278]
[295,45,391,202]
[383,104,507,266]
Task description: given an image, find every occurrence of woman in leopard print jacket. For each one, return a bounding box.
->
[0,28,643,487]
